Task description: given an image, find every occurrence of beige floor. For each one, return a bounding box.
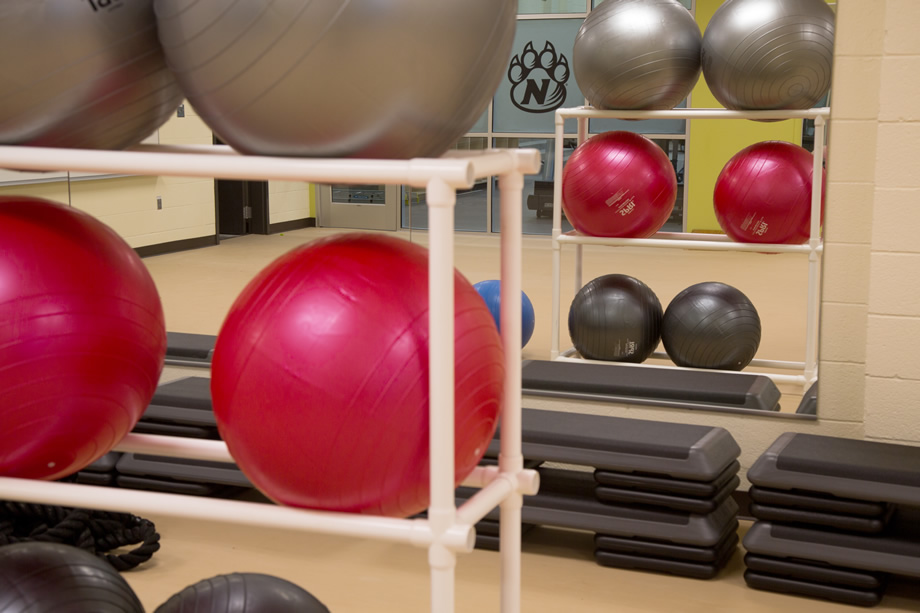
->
[122,227,920,612]
[146,226,815,402]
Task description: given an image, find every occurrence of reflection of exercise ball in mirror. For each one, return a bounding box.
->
[701,0,835,111]
[662,282,761,371]
[562,131,677,238]
[574,0,702,110]
[714,141,825,245]
[568,274,663,363]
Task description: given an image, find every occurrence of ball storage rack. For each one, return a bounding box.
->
[0,142,543,613]
[551,106,831,390]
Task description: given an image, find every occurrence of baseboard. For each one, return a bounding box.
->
[269,217,316,234]
[135,235,218,258]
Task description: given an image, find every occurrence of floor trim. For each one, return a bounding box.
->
[269,217,316,234]
[135,235,218,258]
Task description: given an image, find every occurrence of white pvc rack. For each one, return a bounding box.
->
[0,143,543,613]
[551,106,830,389]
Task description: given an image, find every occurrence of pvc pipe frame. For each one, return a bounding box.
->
[0,145,543,613]
[551,107,830,389]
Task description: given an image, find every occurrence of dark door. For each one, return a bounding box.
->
[213,135,270,237]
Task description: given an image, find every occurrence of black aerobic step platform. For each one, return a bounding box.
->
[595,460,741,498]
[596,475,740,515]
[795,380,818,415]
[743,554,887,590]
[461,469,739,547]
[149,379,741,483]
[114,475,245,498]
[166,332,216,364]
[749,502,894,535]
[488,408,740,481]
[521,359,781,412]
[595,543,737,580]
[749,486,890,518]
[742,508,920,578]
[594,529,739,580]
[150,377,212,411]
[595,532,738,565]
[71,452,121,487]
[747,433,920,506]
[743,570,885,607]
[142,377,216,428]
[116,454,253,489]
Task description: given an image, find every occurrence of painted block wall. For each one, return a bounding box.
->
[0,104,314,246]
[0,105,217,248]
[268,180,313,224]
[860,0,920,442]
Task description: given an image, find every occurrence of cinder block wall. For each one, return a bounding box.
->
[863,0,920,441]
[819,0,920,444]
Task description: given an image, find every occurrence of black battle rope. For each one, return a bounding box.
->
[0,501,160,571]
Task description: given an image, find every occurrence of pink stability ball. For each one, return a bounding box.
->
[210,233,504,518]
[0,197,166,480]
[561,131,677,238]
[714,140,826,244]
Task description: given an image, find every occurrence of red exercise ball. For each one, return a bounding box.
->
[0,197,166,480]
[561,131,677,238]
[714,140,825,244]
[210,233,504,518]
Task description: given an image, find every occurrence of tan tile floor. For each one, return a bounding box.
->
[122,228,918,612]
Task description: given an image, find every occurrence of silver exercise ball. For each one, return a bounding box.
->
[701,0,835,110]
[153,0,517,159]
[573,0,702,111]
[0,0,182,150]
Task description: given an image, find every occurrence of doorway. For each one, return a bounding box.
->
[215,179,269,237]
[317,183,399,231]
[213,134,269,238]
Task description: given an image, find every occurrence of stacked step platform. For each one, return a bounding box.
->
[469,407,744,579]
[71,375,253,498]
[79,376,745,579]
[83,339,763,579]
[743,432,920,607]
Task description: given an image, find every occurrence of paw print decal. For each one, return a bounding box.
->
[508,41,570,113]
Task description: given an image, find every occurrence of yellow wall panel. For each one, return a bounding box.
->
[686,0,804,233]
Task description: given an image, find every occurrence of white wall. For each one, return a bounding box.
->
[268,181,312,225]
[0,103,315,247]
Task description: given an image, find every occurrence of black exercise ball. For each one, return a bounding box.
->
[568,274,662,362]
[0,542,144,613]
[661,282,761,371]
[155,572,330,613]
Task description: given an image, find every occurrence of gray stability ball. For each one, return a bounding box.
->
[701,0,835,111]
[573,0,702,111]
[155,573,329,613]
[153,0,517,159]
[0,0,183,150]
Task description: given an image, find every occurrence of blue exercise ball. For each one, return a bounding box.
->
[474,280,536,349]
